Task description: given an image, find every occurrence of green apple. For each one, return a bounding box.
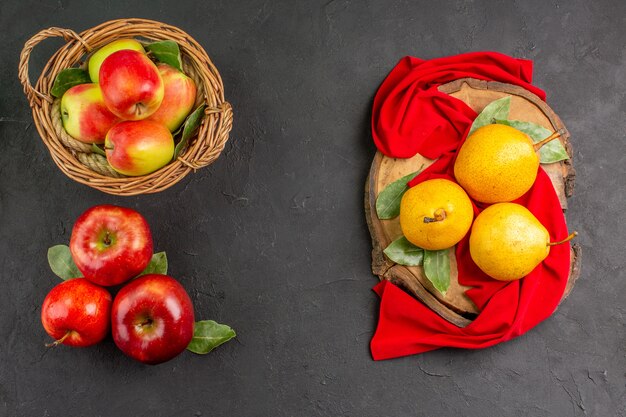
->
[148,64,197,131]
[105,120,174,176]
[88,39,145,83]
[60,83,121,143]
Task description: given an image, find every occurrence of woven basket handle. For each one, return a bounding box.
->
[18,27,91,107]
[181,101,234,170]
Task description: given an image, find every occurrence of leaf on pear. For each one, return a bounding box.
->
[173,104,207,160]
[375,168,423,220]
[139,252,168,276]
[145,40,183,72]
[423,249,450,296]
[47,244,82,280]
[495,119,569,163]
[50,69,91,98]
[468,96,511,136]
[186,320,236,355]
[383,236,424,266]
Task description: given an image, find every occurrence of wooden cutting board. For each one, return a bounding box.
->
[365,78,581,327]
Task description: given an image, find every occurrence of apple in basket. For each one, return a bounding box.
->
[99,49,164,120]
[105,120,174,176]
[148,63,197,132]
[60,83,121,143]
[69,205,153,286]
[87,38,146,83]
[111,274,195,365]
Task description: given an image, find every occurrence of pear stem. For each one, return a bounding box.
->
[547,231,578,246]
[533,129,563,152]
[424,208,447,223]
[45,331,71,348]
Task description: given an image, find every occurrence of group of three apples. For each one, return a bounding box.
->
[61,39,197,176]
[41,205,195,365]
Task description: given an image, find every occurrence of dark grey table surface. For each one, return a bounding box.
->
[1,1,624,416]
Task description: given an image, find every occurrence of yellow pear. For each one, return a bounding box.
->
[454,124,561,203]
[469,203,576,281]
[400,179,474,250]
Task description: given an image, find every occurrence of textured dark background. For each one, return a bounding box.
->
[1,1,624,416]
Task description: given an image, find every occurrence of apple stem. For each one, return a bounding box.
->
[533,129,563,152]
[45,331,71,348]
[424,208,447,223]
[547,231,578,246]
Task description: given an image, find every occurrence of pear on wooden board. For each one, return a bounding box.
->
[469,203,576,281]
[454,124,562,204]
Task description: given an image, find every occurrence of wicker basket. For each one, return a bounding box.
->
[18,18,233,196]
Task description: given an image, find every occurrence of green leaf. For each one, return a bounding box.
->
[375,168,423,220]
[187,320,236,354]
[47,244,82,280]
[423,249,450,296]
[90,143,106,156]
[495,119,569,163]
[173,104,207,160]
[383,236,424,266]
[50,68,91,98]
[139,252,168,276]
[468,96,511,136]
[145,40,183,72]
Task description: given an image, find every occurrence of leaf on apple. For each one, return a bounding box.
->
[173,104,207,160]
[139,252,168,276]
[47,244,82,280]
[90,144,106,157]
[51,69,91,98]
[145,40,183,72]
[186,320,236,355]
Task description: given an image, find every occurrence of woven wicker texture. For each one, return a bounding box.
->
[18,18,233,195]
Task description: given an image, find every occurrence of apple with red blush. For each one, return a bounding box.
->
[148,63,197,131]
[69,205,153,286]
[111,274,195,365]
[105,120,174,176]
[41,278,112,347]
[88,38,146,83]
[99,49,164,120]
[60,83,121,143]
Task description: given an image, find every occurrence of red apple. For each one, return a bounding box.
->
[41,278,112,347]
[88,38,146,83]
[60,83,121,143]
[105,120,174,176]
[69,205,153,286]
[99,50,164,120]
[147,64,197,131]
[111,274,195,365]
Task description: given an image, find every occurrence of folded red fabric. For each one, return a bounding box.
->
[370,52,570,360]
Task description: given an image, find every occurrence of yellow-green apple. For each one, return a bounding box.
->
[41,278,112,347]
[111,274,195,365]
[147,64,197,131]
[60,83,121,143]
[88,38,145,83]
[105,120,174,176]
[99,50,164,120]
[69,205,153,286]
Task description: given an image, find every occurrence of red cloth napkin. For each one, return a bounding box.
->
[370,52,571,360]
